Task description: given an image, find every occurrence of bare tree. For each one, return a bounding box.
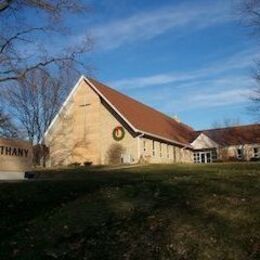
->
[0,1,86,14]
[0,0,92,84]
[3,69,70,143]
[238,0,260,120]
[212,117,241,128]
[0,107,18,137]
[249,61,260,120]
[0,0,94,142]
[239,0,260,33]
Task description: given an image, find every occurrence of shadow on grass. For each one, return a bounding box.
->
[0,164,259,259]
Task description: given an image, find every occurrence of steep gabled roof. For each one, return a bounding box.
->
[86,77,195,146]
[196,124,260,146]
[42,76,260,149]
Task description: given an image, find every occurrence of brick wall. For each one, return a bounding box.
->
[44,80,139,166]
[44,80,193,166]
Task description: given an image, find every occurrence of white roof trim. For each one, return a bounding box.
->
[41,75,85,143]
[191,133,219,149]
[42,75,192,148]
[85,77,191,148]
[84,77,139,133]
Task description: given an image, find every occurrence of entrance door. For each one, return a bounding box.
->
[193,151,212,163]
[201,152,212,163]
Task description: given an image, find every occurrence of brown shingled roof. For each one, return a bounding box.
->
[86,78,195,146]
[197,124,260,146]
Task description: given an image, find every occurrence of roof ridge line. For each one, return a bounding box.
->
[86,77,193,148]
[197,123,260,132]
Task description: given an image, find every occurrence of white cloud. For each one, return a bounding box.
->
[105,47,258,112]
[149,85,252,114]
[161,75,255,112]
[136,74,254,113]
[90,1,234,50]
[185,89,251,108]
[84,1,258,113]
[109,48,259,90]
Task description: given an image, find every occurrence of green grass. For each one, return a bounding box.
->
[0,163,259,259]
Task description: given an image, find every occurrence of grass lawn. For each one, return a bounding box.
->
[0,163,259,259]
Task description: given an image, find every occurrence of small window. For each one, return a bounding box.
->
[212,149,218,161]
[193,152,200,163]
[237,148,243,159]
[173,146,176,161]
[143,140,146,152]
[152,141,155,156]
[254,147,260,158]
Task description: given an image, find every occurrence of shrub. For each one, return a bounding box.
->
[213,159,223,163]
[250,157,260,161]
[24,172,35,179]
[68,162,81,167]
[84,161,93,167]
[227,156,238,162]
[107,143,125,165]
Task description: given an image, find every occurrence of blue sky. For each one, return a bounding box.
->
[71,0,259,129]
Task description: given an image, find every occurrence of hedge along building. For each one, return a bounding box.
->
[42,76,195,166]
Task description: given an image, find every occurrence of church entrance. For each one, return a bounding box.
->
[193,151,212,163]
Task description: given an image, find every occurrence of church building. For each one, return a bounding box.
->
[42,76,260,166]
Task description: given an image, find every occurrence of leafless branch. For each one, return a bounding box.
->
[0,0,87,15]
[2,68,73,143]
[0,27,44,54]
[0,0,92,86]
[238,1,260,121]
[0,106,19,138]
[0,0,13,13]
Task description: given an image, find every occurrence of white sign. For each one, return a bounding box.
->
[0,138,32,180]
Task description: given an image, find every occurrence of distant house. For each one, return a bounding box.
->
[42,76,260,166]
[192,125,260,163]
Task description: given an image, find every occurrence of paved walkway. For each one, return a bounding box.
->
[101,163,147,171]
